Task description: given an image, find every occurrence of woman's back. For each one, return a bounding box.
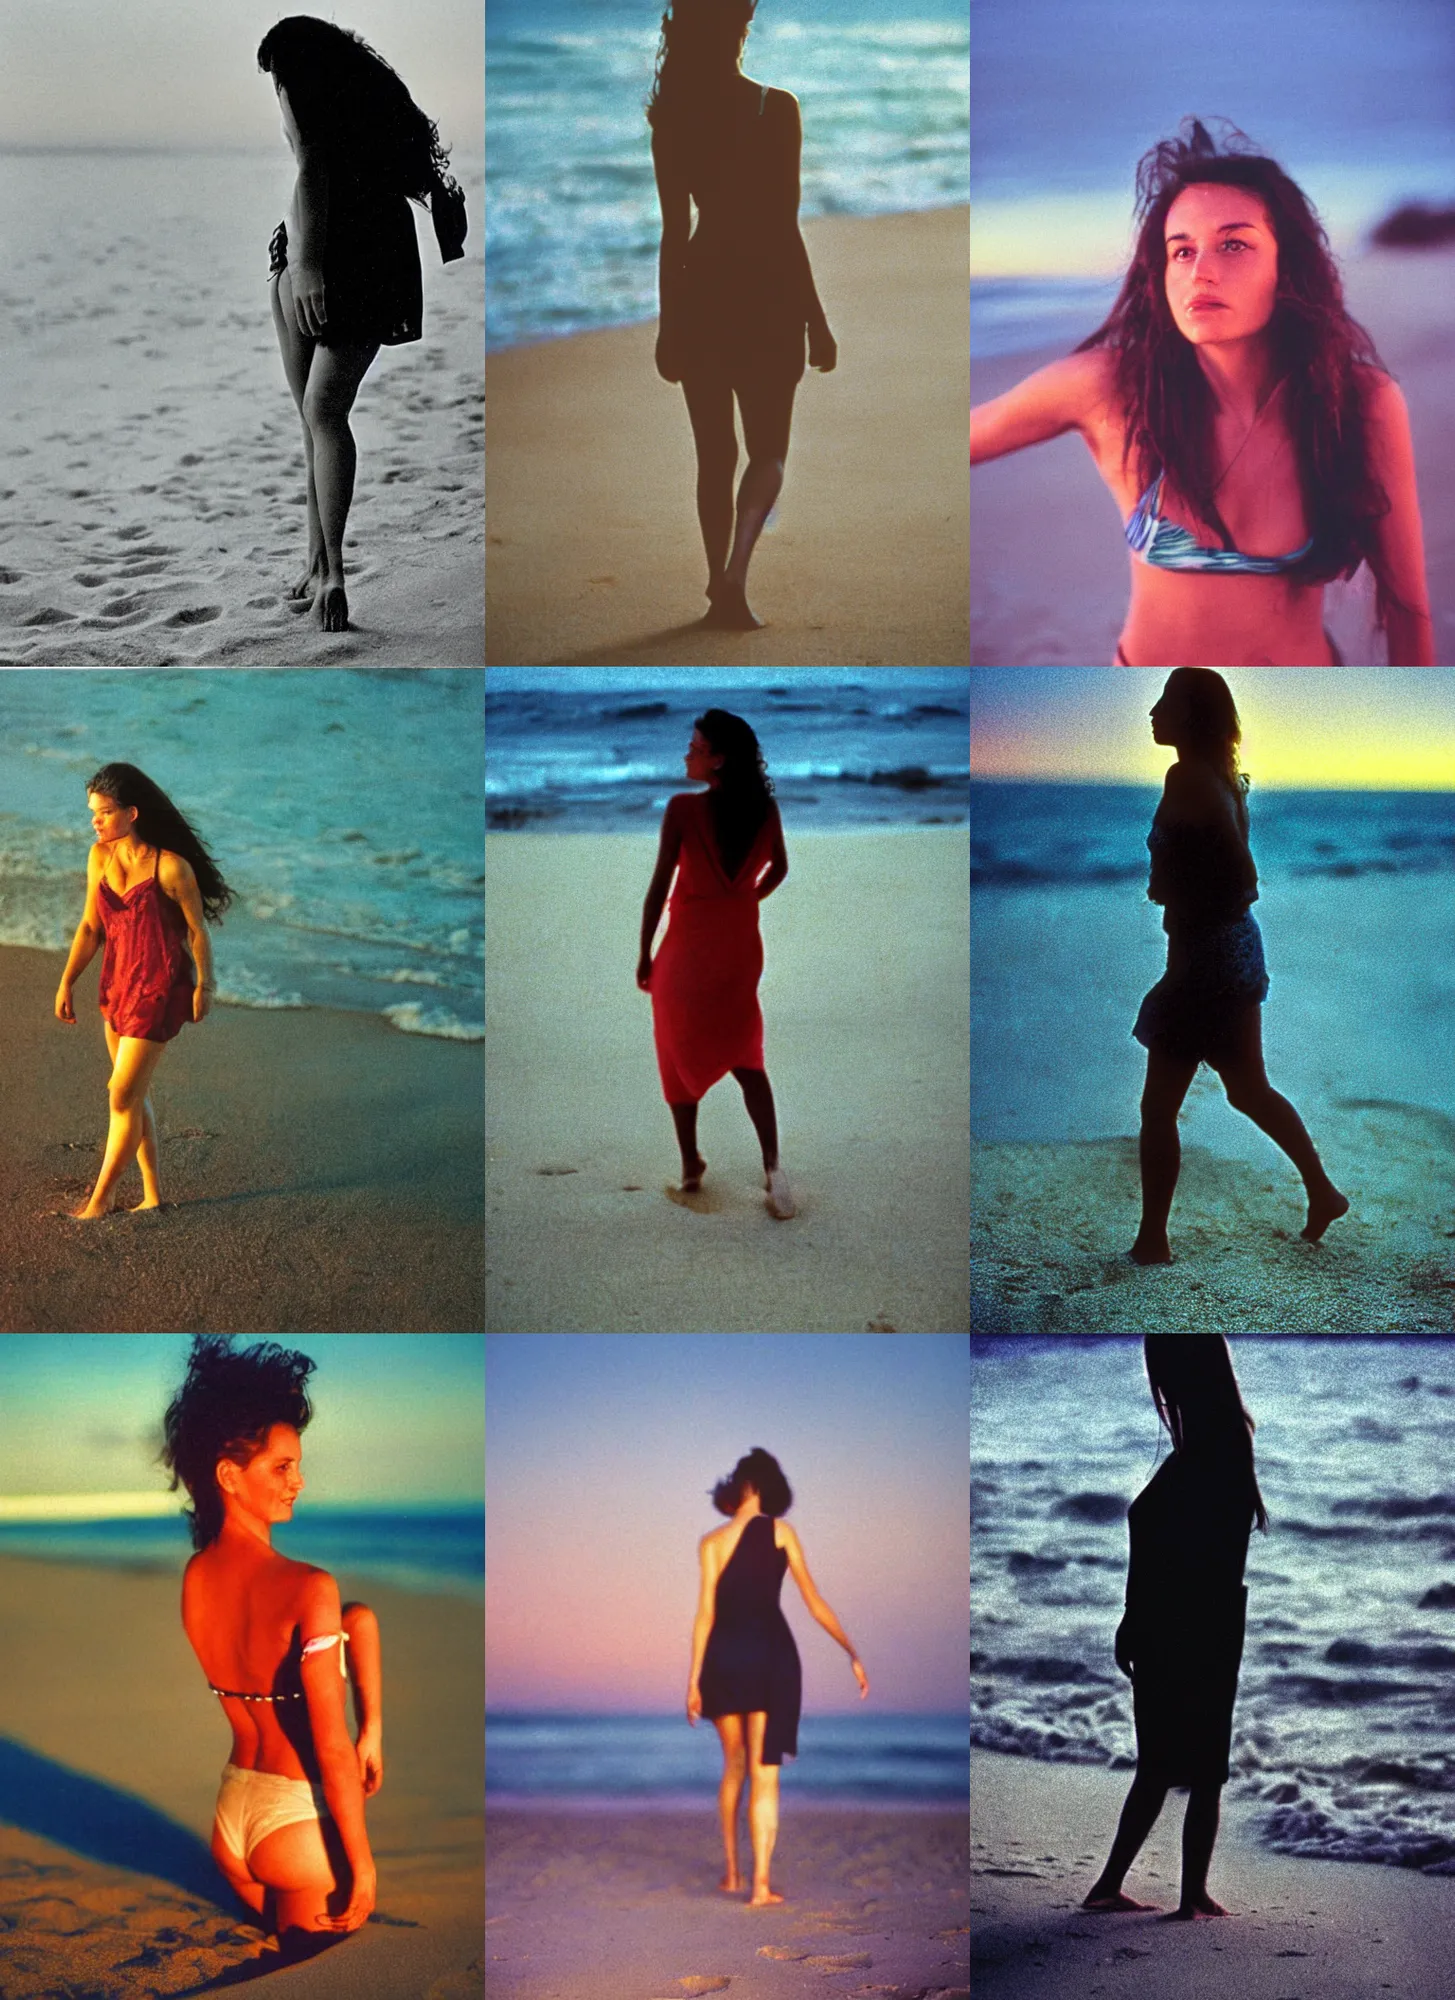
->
[183,1540,326,1782]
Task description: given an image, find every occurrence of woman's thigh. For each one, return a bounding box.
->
[271,271,315,414]
[681,372,738,469]
[247,1816,350,1932]
[713,1714,746,1766]
[744,1710,775,1775]
[736,375,797,464]
[109,1035,168,1107]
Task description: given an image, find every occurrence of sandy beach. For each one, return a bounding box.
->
[971,1749,1455,1999]
[0,1552,482,2000]
[485,830,970,1332]
[485,208,970,667]
[0,945,484,1333]
[486,1805,968,2000]
[970,243,1455,665]
[971,874,1455,1333]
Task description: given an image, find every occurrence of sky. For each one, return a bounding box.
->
[0,1335,484,1510]
[970,668,1455,789]
[485,1334,970,1714]
[0,0,483,152]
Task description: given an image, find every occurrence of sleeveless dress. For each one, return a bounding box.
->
[651,793,774,1106]
[699,1515,802,1765]
[97,851,195,1043]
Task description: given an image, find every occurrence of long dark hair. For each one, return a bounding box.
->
[1163,668,1247,796]
[159,1336,316,1552]
[696,709,774,881]
[1144,1335,1269,1533]
[646,0,758,142]
[1074,116,1416,636]
[258,16,462,209]
[87,762,234,923]
[711,1446,793,1518]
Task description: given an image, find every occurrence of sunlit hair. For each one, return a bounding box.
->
[159,1336,316,1552]
[695,708,775,881]
[1162,668,1247,796]
[1074,116,1417,637]
[1144,1335,1268,1533]
[258,15,461,207]
[87,762,234,923]
[646,0,758,138]
[711,1447,793,1518]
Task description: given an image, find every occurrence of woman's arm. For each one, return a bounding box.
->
[970,349,1110,466]
[637,798,686,987]
[1363,374,1436,665]
[279,83,330,339]
[159,852,215,1022]
[300,1572,376,1930]
[652,129,692,383]
[780,1522,869,1696]
[772,96,835,371]
[686,1533,720,1720]
[755,800,789,901]
[55,847,106,1022]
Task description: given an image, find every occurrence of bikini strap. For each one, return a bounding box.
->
[301,1630,350,1679]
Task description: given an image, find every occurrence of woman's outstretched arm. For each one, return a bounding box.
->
[970,349,1107,465]
[779,1522,869,1695]
[55,846,105,1023]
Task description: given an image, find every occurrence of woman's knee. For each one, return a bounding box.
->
[745,454,785,485]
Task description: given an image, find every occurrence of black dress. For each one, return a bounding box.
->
[699,1515,802,1765]
[269,163,424,348]
[1119,1452,1252,1787]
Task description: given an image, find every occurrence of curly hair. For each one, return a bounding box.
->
[1162,668,1247,796]
[258,15,462,210]
[646,0,758,139]
[695,708,775,881]
[87,763,234,924]
[1074,116,1416,635]
[711,1447,793,1518]
[159,1336,316,1551]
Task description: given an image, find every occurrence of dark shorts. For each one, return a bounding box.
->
[1132,913,1269,1067]
[269,193,423,348]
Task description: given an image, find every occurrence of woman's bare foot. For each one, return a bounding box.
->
[1302,1183,1349,1242]
[701,581,763,630]
[764,1166,795,1219]
[746,1887,783,1907]
[315,579,349,632]
[680,1153,707,1193]
[1082,1890,1159,1912]
[289,550,325,600]
[128,1195,163,1212]
[1128,1231,1172,1265]
[718,1872,743,1894]
[1166,1893,1229,1920]
[68,1200,115,1221]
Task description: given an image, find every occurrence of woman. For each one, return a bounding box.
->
[1130,669,1347,1264]
[969,118,1435,666]
[163,1335,383,1949]
[259,17,468,632]
[54,763,233,1221]
[649,0,837,632]
[1084,1335,1266,1920]
[637,710,794,1218]
[687,1449,868,1905]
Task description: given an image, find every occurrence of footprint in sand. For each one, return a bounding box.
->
[114,525,151,540]
[0,568,24,584]
[24,607,76,625]
[166,606,222,626]
[74,573,110,587]
[98,596,152,618]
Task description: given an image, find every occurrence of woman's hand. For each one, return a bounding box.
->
[356,1724,384,1797]
[291,263,328,339]
[686,1682,702,1726]
[1114,1619,1134,1681]
[850,1656,869,1699]
[655,328,684,384]
[55,981,75,1025]
[809,323,837,373]
[321,1860,376,1932]
[636,954,653,992]
[192,982,212,1024]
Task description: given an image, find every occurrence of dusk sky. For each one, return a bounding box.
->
[971,669,1455,789]
[1,0,482,152]
[485,1335,970,1714]
[0,1335,483,1512]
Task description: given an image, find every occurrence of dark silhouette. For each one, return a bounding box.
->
[1129,668,1348,1263]
[258,17,467,631]
[648,0,836,631]
[1084,1336,1266,1921]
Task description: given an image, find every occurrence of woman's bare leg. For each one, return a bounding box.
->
[681,373,738,604]
[1130,1044,1197,1263]
[74,1035,168,1219]
[713,1716,747,1890]
[669,1100,705,1189]
[1212,1009,1348,1241]
[300,340,380,631]
[1083,1769,1167,1910]
[1168,1784,1228,1918]
[711,377,797,629]
[733,1066,794,1217]
[271,270,325,598]
[103,1021,160,1208]
[744,1711,782,1905]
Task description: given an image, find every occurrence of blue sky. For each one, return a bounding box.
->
[0,1336,483,1507]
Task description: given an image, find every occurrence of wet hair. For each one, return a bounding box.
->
[1161,668,1247,796]
[1074,116,1417,637]
[1144,1336,1268,1532]
[87,763,234,923]
[695,709,775,882]
[711,1447,792,1518]
[646,0,758,139]
[159,1336,316,1552]
[258,16,461,207]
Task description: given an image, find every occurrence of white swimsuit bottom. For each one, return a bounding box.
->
[214,1763,331,1870]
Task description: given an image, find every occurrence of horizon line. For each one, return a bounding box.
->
[969,775,1455,794]
[0,1493,483,1521]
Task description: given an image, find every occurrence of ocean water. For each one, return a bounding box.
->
[0,1507,484,1599]
[971,781,1455,889]
[972,1337,1455,1871]
[970,0,1455,357]
[486,1710,968,1805]
[485,671,970,831]
[486,0,969,349]
[0,669,484,1040]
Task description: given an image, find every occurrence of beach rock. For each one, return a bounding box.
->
[1370,202,1455,247]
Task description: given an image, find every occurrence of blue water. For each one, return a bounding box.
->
[0,669,484,1040]
[485,671,970,831]
[970,0,1455,357]
[0,1507,484,1599]
[486,0,969,349]
[971,782,1455,889]
[972,1337,1455,1870]
[487,1710,968,1804]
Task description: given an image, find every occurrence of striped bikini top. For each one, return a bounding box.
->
[1125,471,1315,575]
[207,1629,349,1704]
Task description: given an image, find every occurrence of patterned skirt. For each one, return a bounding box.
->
[1132,913,1269,1067]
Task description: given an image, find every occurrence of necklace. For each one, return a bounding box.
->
[1211,374,1287,495]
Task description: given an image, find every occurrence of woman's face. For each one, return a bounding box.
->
[88,792,136,845]
[218,1423,306,1528]
[1149,677,1191,745]
[1163,183,1279,350]
[685,729,724,785]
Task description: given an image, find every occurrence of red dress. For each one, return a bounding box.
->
[97,851,195,1043]
[651,794,774,1106]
